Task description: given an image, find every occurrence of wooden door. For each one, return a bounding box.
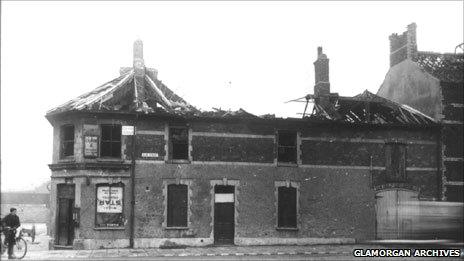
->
[375,189,418,239]
[214,185,235,245]
[56,184,75,246]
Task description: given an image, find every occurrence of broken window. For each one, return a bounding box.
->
[95,183,124,228]
[385,142,407,182]
[277,131,297,164]
[100,125,121,158]
[169,127,189,160]
[167,184,188,227]
[277,186,297,228]
[60,125,75,158]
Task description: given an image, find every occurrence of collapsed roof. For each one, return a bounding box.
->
[413,51,464,83]
[47,40,436,125]
[294,90,436,125]
[46,40,261,120]
[47,41,197,116]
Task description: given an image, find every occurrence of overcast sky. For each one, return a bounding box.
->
[1,1,463,192]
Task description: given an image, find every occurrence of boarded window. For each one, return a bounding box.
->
[167,184,188,227]
[277,131,297,164]
[169,127,189,160]
[95,183,124,228]
[385,143,407,182]
[60,125,75,158]
[277,186,297,228]
[100,125,121,158]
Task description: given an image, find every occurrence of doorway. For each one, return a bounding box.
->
[56,184,75,246]
[214,185,235,245]
[375,188,418,239]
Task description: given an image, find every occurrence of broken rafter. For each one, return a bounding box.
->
[75,70,134,110]
[145,75,173,109]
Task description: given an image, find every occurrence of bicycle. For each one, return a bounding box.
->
[0,226,27,259]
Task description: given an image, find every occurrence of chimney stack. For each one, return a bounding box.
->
[133,39,145,76]
[313,47,330,96]
[389,23,417,67]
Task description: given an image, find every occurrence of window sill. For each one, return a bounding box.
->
[167,159,191,164]
[164,226,189,230]
[58,158,75,163]
[277,163,298,167]
[94,227,125,230]
[276,227,298,231]
[97,158,124,163]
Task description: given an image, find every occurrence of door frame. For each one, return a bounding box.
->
[210,180,239,245]
[55,183,75,246]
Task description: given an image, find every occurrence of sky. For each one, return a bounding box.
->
[1,1,463,192]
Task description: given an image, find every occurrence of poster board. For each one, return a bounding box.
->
[84,136,98,158]
[96,186,123,213]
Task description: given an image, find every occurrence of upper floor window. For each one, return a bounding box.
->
[169,127,189,160]
[100,125,121,158]
[60,125,75,158]
[277,131,297,164]
[385,142,407,182]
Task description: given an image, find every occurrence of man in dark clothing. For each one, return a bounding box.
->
[2,208,21,259]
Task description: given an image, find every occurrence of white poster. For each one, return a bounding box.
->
[122,125,134,135]
[215,193,234,203]
[97,186,123,213]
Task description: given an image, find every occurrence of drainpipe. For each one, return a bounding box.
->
[437,125,444,201]
[129,113,138,248]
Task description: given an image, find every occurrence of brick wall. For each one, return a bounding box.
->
[49,114,441,246]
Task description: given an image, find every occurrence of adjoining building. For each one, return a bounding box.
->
[46,40,440,249]
[377,23,463,202]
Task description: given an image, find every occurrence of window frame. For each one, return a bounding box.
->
[168,125,190,163]
[276,130,298,166]
[275,181,299,230]
[60,124,75,159]
[162,179,192,229]
[385,141,407,182]
[94,182,125,229]
[100,124,122,158]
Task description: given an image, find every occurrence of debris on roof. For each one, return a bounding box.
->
[303,90,436,125]
[46,69,197,116]
[414,51,464,83]
[47,39,198,116]
[197,108,258,119]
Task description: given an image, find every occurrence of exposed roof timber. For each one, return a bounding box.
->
[414,51,464,82]
[145,75,173,108]
[298,90,436,125]
[77,71,134,110]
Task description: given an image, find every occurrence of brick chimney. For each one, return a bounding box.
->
[133,39,145,76]
[313,47,330,96]
[389,23,417,67]
[133,39,146,107]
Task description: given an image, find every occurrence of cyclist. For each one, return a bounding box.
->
[2,208,21,259]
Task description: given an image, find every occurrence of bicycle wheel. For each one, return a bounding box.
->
[14,238,27,259]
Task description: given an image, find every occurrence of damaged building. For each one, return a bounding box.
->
[377,23,463,202]
[46,39,442,249]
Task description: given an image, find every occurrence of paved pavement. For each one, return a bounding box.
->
[12,244,464,260]
[7,235,463,260]
[20,244,355,260]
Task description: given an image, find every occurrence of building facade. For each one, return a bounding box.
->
[46,40,441,249]
[377,23,464,202]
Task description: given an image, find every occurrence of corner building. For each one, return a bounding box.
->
[46,40,441,249]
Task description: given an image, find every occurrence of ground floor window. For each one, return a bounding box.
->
[167,184,188,227]
[95,183,124,227]
[276,182,298,229]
